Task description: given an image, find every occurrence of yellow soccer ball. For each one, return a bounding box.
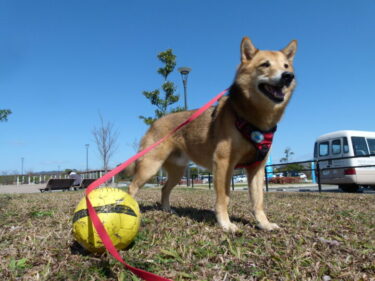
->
[72,187,141,253]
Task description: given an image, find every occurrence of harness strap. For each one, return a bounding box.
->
[235,117,276,169]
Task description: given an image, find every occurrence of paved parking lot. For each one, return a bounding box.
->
[267,184,375,194]
[0,184,45,194]
[1,183,374,195]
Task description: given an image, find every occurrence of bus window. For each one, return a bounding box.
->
[332,139,341,155]
[319,142,329,157]
[343,137,349,154]
[367,138,375,154]
[351,137,369,156]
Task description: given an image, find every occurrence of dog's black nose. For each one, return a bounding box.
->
[281,72,294,87]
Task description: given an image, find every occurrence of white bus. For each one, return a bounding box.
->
[314,130,375,192]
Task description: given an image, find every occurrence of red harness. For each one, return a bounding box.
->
[234,117,277,169]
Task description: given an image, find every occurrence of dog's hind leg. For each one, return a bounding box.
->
[128,154,166,197]
[161,163,186,212]
[213,158,238,233]
[247,165,280,231]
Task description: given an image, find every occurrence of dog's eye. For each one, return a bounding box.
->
[260,61,270,68]
[284,64,289,69]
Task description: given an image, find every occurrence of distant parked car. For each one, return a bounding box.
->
[290,172,307,179]
[298,173,307,182]
[201,175,213,184]
[233,175,247,183]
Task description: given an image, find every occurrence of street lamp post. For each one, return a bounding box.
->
[85,144,89,173]
[178,66,192,186]
[178,67,192,110]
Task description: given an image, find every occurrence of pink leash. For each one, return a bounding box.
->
[84,89,228,281]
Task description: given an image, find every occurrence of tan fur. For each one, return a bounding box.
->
[128,37,297,232]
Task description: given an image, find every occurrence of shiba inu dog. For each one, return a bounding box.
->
[128,37,297,232]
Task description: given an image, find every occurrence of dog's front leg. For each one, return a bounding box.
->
[247,165,280,231]
[213,158,238,233]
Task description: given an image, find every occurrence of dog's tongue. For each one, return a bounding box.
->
[265,84,275,93]
[265,84,284,98]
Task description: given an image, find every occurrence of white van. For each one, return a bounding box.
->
[314,130,375,192]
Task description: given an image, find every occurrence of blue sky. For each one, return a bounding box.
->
[1,0,374,173]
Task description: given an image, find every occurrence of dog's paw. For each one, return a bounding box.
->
[222,222,239,233]
[257,222,280,231]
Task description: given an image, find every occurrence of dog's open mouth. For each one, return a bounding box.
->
[258,83,285,103]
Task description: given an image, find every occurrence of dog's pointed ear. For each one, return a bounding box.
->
[241,37,258,63]
[281,40,297,62]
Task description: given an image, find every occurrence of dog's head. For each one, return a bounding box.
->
[235,37,297,107]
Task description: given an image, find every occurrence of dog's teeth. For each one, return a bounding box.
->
[275,90,284,98]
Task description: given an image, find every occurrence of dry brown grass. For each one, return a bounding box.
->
[0,188,374,281]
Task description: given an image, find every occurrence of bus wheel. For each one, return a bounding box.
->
[339,184,359,193]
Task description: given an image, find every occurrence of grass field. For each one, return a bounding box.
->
[0,187,374,281]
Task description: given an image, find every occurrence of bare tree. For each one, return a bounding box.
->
[92,114,119,172]
[126,138,139,153]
